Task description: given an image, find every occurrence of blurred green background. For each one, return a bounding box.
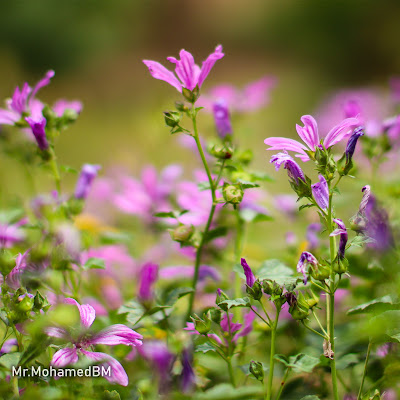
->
[0,0,399,257]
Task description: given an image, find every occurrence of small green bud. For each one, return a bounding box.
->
[237,149,253,164]
[68,197,84,216]
[246,280,263,301]
[210,308,222,324]
[182,86,200,103]
[192,312,212,334]
[332,256,349,275]
[175,102,189,112]
[170,225,194,243]
[305,291,319,309]
[249,360,264,382]
[164,111,181,128]
[310,262,331,281]
[262,279,282,296]
[16,294,34,313]
[349,213,367,233]
[289,292,310,320]
[0,250,17,276]
[103,390,122,400]
[222,183,244,205]
[208,144,233,160]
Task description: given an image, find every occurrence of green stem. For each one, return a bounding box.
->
[250,306,270,327]
[234,209,245,319]
[48,148,61,194]
[357,341,372,400]
[312,309,329,337]
[12,376,19,397]
[274,368,290,400]
[266,306,280,400]
[227,357,236,387]
[186,113,218,321]
[302,321,328,340]
[259,300,272,324]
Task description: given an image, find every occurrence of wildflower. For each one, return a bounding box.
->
[25,116,49,151]
[240,258,256,287]
[180,348,196,393]
[46,298,142,386]
[330,219,348,259]
[311,175,329,210]
[0,218,27,248]
[270,152,305,184]
[345,126,364,163]
[265,115,359,161]
[306,223,322,249]
[296,252,318,285]
[249,360,264,382]
[212,99,233,138]
[75,164,101,200]
[0,70,54,126]
[0,339,18,355]
[143,45,224,93]
[6,251,30,290]
[138,262,159,302]
[52,99,83,117]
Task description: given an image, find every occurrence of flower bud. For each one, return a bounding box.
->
[222,183,244,205]
[249,360,264,382]
[175,102,189,113]
[191,312,212,334]
[208,144,233,160]
[262,279,282,296]
[182,86,200,103]
[246,280,263,301]
[170,224,194,243]
[16,293,34,313]
[305,291,319,309]
[216,288,229,310]
[288,292,310,320]
[332,256,349,275]
[310,262,331,281]
[164,111,182,128]
[209,308,222,324]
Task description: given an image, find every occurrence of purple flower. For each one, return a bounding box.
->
[46,298,142,386]
[0,70,54,126]
[0,218,27,248]
[270,152,305,184]
[6,251,30,290]
[138,262,159,301]
[25,116,49,151]
[198,76,277,112]
[311,175,329,210]
[0,339,18,355]
[265,115,359,162]
[359,185,371,214]
[240,258,256,287]
[180,348,196,393]
[143,46,224,93]
[296,251,318,285]
[345,126,364,163]
[212,100,232,138]
[306,223,322,249]
[53,99,83,117]
[75,164,101,200]
[330,219,348,259]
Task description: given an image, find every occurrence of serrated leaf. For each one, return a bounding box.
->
[82,257,105,270]
[217,298,251,310]
[194,384,264,400]
[287,353,320,373]
[195,343,216,353]
[257,259,296,286]
[347,295,399,315]
[118,300,145,326]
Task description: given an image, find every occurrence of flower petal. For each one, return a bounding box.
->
[143,60,182,92]
[45,327,68,339]
[89,324,143,347]
[296,115,319,151]
[64,298,96,328]
[51,348,78,367]
[30,70,55,103]
[323,117,360,148]
[264,137,308,157]
[197,45,225,88]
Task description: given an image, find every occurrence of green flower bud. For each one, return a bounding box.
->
[332,256,349,275]
[210,308,222,324]
[249,360,264,382]
[175,101,189,113]
[289,292,310,320]
[68,197,84,216]
[349,213,367,233]
[0,250,17,276]
[164,111,182,128]
[208,144,233,160]
[222,183,244,205]
[16,294,34,313]
[246,280,263,301]
[310,262,331,281]
[170,224,194,243]
[305,291,319,309]
[182,86,200,103]
[237,149,253,164]
[191,312,212,334]
[262,279,282,296]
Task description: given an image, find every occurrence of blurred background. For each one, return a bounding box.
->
[0,0,399,257]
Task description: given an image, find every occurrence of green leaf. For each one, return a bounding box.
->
[336,353,359,370]
[194,384,264,400]
[60,165,78,174]
[257,259,297,286]
[0,353,21,369]
[236,180,260,189]
[348,235,376,248]
[347,295,400,315]
[299,203,314,211]
[204,227,228,243]
[153,211,176,218]
[287,353,320,373]
[164,287,194,306]
[82,257,105,270]
[118,300,145,326]
[194,343,216,353]
[217,298,251,310]
[19,334,49,366]
[274,354,289,366]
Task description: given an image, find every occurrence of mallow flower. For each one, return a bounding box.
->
[138,262,159,302]
[75,164,101,200]
[297,251,318,285]
[330,219,348,259]
[46,298,143,386]
[0,218,28,248]
[270,151,305,184]
[143,45,224,93]
[265,115,359,162]
[240,258,256,287]
[311,175,329,210]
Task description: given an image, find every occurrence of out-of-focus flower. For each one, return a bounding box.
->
[286,231,297,246]
[199,76,276,112]
[46,298,142,386]
[0,218,27,248]
[55,222,81,261]
[25,116,49,151]
[265,115,359,162]
[270,152,305,184]
[138,262,159,302]
[180,348,196,393]
[311,175,329,210]
[114,165,182,223]
[274,194,298,219]
[0,339,18,355]
[296,252,318,285]
[330,219,348,259]
[159,265,221,283]
[376,343,396,358]
[52,99,83,117]
[0,70,54,126]
[306,223,322,249]
[212,100,232,138]
[143,46,224,93]
[75,164,101,200]
[6,251,30,290]
[382,389,397,400]
[240,258,256,288]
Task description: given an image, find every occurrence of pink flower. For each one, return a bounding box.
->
[46,298,142,386]
[53,99,83,117]
[6,251,30,290]
[265,115,359,162]
[143,46,224,93]
[0,218,27,248]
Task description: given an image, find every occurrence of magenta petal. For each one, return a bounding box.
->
[89,324,143,347]
[30,70,55,103]
[0,109,20,125]
[296,115,319,151]
[323,117,360,148]
[81,350,129,386]
[64,298,96,328]
[6,251,29,290]
[264,137,308,155]
[51,348,78,367]
[170,49,200,91]
[197,45,225,88]
[143,60,182,92]
[45,327,68,339]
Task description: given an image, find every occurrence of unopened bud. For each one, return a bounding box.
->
[208,144,233,160]
[310,262,331,281]
[16,294,34,313]
[249,360,264,382]
[164,111,181,128]
[170,225,194,243]
[262,280,282,296]
[210,308,222,324]
[192,312,212,334]
[332,256,349,275]
[246,280,263,301]
[223,183,244,205]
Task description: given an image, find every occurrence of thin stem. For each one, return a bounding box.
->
[311,280,330,293]
[234,208,245,320]
[312,309,329,337]
[186,112,218,321]
[266,306,280,400]
[274,368,290,400]
[302,321,328,340]
[259,300,273,324]
[357,342,372,400]
[250,306,270,327]
[12,376,19,397]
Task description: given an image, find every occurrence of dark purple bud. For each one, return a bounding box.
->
[180,348,195,393]
[284,292,297,306]
[138,262,159,301]
[311,175,329,210]
[331,218,348,259]
[74,164,101,199]
[296,251,318,285]
[270,152,305,185]
[240,258,256,287]
[345,126,364,163]
[212,100,232,138]
[25,116,49,151]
